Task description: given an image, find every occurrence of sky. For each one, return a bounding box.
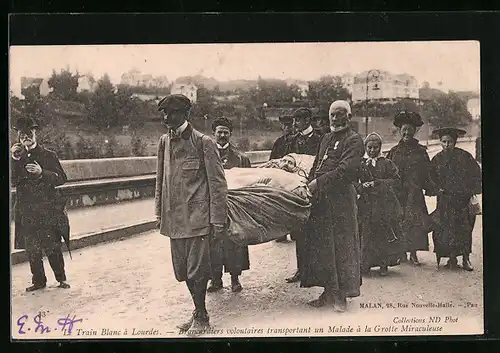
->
[9,41,480,96]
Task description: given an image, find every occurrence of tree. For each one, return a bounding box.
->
[425,92,473,128]
[87,74,118,129]
[47,68,80,101]
[308,76,351,106]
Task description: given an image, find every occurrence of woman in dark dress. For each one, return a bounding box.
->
[356,133,404,276]
[386,111,436,266]
[430,127,482,271]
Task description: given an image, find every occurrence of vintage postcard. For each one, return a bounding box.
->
[9,41,482,339]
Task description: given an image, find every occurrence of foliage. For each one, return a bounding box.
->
[87,74,118,129]
[308,76,351,104]
[48,68,80,101]
[426,91,473,128]
[131,135,147,156]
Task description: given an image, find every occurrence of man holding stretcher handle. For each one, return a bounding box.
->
[155,94,228,333]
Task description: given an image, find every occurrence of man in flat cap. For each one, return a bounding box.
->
[207,117,251,293]
[285,107,324,283]
[155,94,228,333]
[300,100,364,311]
[270,115,296,242]
[11,117,70,292]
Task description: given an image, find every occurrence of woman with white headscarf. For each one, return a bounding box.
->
[356,132,404,276]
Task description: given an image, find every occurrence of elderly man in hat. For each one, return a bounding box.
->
[155,94,228,332]
[207,117,251,293]
[285,107,324,283]
[11,117,70,292]
[270,115,296,242]
[300,100,364,311]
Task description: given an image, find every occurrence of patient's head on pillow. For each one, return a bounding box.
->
[278,154,297,172]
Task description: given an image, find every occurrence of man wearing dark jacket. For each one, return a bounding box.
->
[286,107,324,283]
[207,117,251,293]
[11,117,70,292]
[155,94,228,332]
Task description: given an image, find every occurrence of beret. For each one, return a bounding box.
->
[393,110,424,128]
[157,94,192,112]
[12,117,39,131]
[212,117,233,132]
[292,108,313,120]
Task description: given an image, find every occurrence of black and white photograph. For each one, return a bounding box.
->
[9,40,483,338]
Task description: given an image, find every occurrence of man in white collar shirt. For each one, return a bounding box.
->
[207,117,251,294]
[285,107,324,283]
[155,94,228,333]
[11,117,70,292]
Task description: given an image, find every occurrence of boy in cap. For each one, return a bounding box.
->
[155,94,228,333]
[11,117,70,292]
[207,117,251,293]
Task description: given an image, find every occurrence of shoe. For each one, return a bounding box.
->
[462,259,474,271]
[307,291,333,308]
[379,266,388,276]
[400,253,408,263]
[58,282,70,289]
[275,236,288,243]
[286,270,301,283]
[177,310,196,332]
[333,293,347,312]
[26,284,46,292]
[409,253,421,266]
[187,311,210,335]
[206,279,223,293]
[231,278,243,293]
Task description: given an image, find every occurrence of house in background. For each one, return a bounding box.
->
[467,97,480,121]
[20,77,52,98]
[352,70,419,102]
[341,73,355,94]
[170,82,198,103]
[77,75,97,93]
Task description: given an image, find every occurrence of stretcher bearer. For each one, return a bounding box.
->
[301,100,364,311]
[270,115,295,242]
[286,107,323,283]
[155,94,228,332]
[207,117,251,293]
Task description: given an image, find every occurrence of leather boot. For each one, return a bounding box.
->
[286,270,301,283]
[26,283,46,292]
[307,289,334,307]
[462,255,474,271]
[58,282,70,289]
[206,279,223,293]
[187,310,210,334]
[231,275,243,292]
[333,292,347,313]
[379,265,389,276]
[409,252,421,266]
[177,310,196,332]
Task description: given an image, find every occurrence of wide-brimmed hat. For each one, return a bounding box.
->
[432,127,467,140]
[393,110,424,128]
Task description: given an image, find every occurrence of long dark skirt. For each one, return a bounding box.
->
[301,185,361,298]
[432,194,476,258]
[360,220,402,270]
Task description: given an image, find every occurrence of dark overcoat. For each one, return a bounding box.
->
[11,144,69,250]
[355,157,404,268]
[289,129,323,157]
[430,147,482,257]
[269,135,294,160]
[300,128,364,297]
[386,138,436,252]
[217,143,251,274]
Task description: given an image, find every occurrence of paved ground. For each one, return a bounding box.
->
[11,142,482,339]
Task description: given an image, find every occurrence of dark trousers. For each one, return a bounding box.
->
[210,238,250,280]
[25,235,66,286]
[291,230,305,273]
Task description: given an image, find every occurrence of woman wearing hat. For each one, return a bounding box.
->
[429,127,482,271]
[386,111,436,266]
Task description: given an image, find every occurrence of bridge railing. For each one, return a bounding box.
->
[9,138,468,201]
